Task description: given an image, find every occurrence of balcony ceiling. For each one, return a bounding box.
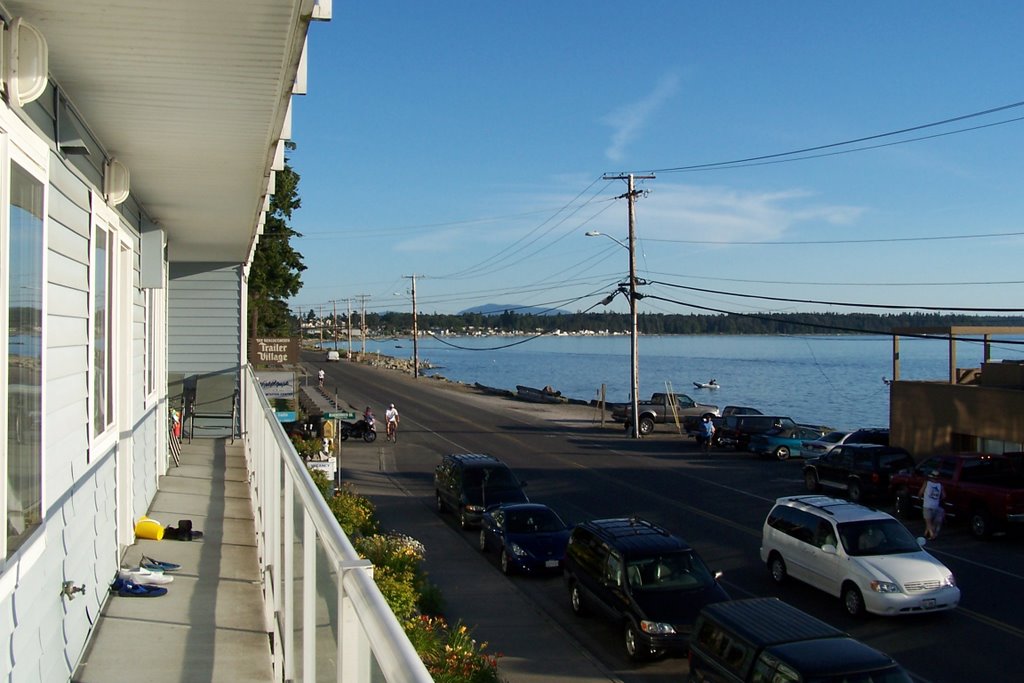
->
[4,0,315,262]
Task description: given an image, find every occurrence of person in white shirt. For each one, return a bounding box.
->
[385,403,400,442]
[919,472,946,540]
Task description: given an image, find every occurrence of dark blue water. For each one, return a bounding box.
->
[336,334,1024,432]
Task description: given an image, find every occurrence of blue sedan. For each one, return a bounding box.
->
[478,503,571,575]
[748,426,830,461]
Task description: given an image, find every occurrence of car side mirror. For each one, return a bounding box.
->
[917,536,927,547]
[820,543,837,554]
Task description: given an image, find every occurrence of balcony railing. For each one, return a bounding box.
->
[242,365,433,682]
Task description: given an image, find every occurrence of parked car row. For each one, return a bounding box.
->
[433,450,924,678]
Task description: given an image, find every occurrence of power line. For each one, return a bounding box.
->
[642,229,1024,246]
[640,270,1024,288]
[647,279,1024,313]
[639,293,1024,346]
[646,100,1024,174]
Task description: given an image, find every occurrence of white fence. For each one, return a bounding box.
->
[242,366,433,683]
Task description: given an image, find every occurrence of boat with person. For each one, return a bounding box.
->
[694,379,721,389]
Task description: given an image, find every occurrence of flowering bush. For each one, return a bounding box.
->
[312,476,503,682]
[406,616,503,683]
[354,532,425,576]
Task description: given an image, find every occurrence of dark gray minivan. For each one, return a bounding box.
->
[688,598,912,683]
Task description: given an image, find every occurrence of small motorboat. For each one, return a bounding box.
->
[694,380,721,389]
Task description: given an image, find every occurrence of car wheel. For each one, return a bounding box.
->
[774,446,791,461]
[478,530,488,552]
[804,470,820,492]
[624,620,647,661]
[894,490,913,519]
[638,417,655,435]
[435,493,445,514]
[500,549,512,575]
[569,581,588,617]
[971,507,993,539]
[847,480,863,503]
[767,553,787,584]
[842,583,866,617]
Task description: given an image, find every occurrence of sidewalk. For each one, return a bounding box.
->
[341,446,622,683]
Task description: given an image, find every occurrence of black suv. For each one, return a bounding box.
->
[563,517,729,661]
[434,453,528,529]
[688,598,912,683]
[803,444,914,502]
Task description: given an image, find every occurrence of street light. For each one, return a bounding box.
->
[586,229,641,439]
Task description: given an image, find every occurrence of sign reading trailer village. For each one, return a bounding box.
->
[250,337,299,365]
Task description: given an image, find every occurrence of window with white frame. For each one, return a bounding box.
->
[92,221,115,437]
[4,139,47,559]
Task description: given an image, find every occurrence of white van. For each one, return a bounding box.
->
[325,350,341,362]
[759,495,959,616]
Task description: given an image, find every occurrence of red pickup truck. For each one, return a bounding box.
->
[890,453,1024,538]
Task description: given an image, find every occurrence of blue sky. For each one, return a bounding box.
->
[288,2,1024,319]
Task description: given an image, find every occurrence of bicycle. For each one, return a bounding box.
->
[386,419,398,442]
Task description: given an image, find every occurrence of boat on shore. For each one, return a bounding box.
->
[474,382,515,398]
[516,385,567,404]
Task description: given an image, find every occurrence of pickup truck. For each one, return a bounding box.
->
[890,453,1024,538]
[610,392,719,435]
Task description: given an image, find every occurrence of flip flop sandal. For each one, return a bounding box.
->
[110,578,168,597]
[140,555,181,572]
[119,567,173,585]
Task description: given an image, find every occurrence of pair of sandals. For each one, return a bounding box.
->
[110,556,182,597]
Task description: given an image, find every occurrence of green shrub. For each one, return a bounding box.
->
[307,469,333,499]
[327,484,378,537]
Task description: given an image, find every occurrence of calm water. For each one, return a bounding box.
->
[337,334,1024,432]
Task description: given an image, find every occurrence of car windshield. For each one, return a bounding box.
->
[837,519,921,557]
[625,551,715,591]
[504,508,565,534]
[806,667,912,683]
[464,467,519,490]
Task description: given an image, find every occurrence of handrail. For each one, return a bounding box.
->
[242,365,433,683]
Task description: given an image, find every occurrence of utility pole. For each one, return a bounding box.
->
[403,275,420,378]
[346,298,353,358]
[603,172,654,438]
[331,299,338,350]
[356,294,369,355]
[318,302,324,347]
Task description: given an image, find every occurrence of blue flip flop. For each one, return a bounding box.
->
[110,578,168,597]
[140,555,181,572]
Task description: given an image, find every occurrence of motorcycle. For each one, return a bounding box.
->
[339,418,377,443]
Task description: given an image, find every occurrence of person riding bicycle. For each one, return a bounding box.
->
[317,368,325,388]
[385,403,400,442]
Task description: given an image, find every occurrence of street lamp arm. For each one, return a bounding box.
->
[584,230,628,250]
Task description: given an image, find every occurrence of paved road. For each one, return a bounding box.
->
[314,353,1024,683]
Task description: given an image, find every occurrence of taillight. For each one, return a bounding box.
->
[872,472,880,484]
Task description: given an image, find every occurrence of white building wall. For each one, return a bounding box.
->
[0,121,166,681]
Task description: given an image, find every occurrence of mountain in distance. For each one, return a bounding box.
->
[459,303,569,317]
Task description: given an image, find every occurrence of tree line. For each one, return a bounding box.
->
[302,310,1024,337]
